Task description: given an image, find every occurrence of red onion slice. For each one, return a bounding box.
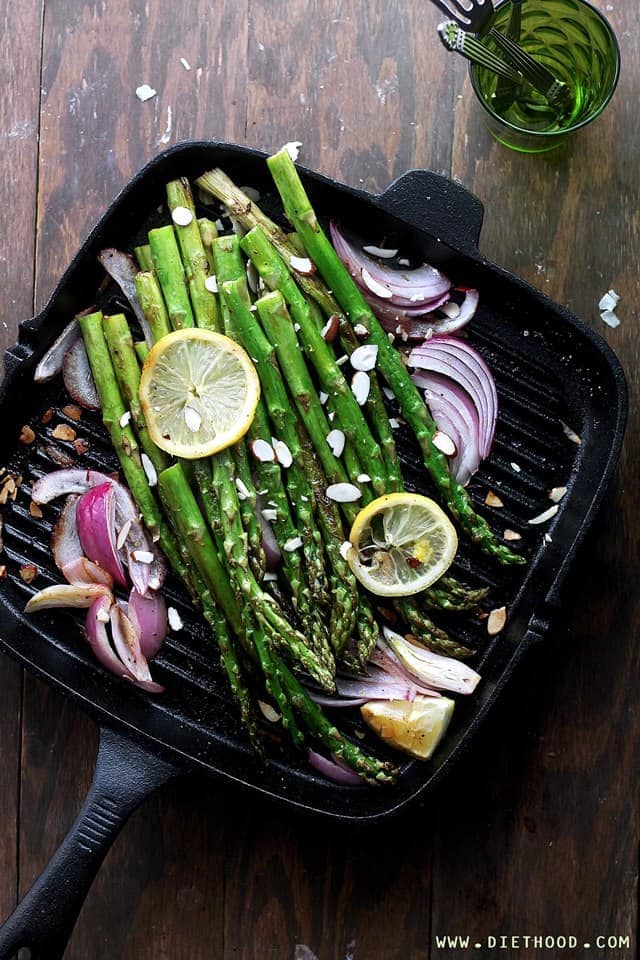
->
[32,468,119,504]
[62,339,100,410]
[128,587,168,660]
[51,495,83,571]
[110,602,153,682]
[335,674,417,702]
[330,222,451,304]
[24,583,112,612]
[77,483,128,588]
[382,627,480,695]
[62,558,115,588]
[34,320,81,383]
[85,595,134,680]
[98,248,153,345]
[308,749,363,786]
[307,693,368,708]
[369,643,442,698]
[414,373,483,485]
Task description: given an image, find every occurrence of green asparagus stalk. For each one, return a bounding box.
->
[134,244,153,272]
[148,226,195,330]
[197,216,219,254]
[103,313,168,474]
[251,625,304,747]
[266,147,524,566]
[166,179,219,330]
[134,341,150,364]
[134,272,172,342]
[394,599,475,659]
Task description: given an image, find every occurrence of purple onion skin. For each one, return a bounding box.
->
[76,483,128,588]
[128,587,168,660]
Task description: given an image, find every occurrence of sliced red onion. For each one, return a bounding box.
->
[62,557,115,588]
[335,673,417,702]
[62,339,100,410]
[382,627,480,695]
[330,222,451,305]
[24,582,112,613]
[51,495,83,571]
[127,587,168,660]
[77,483,128,588]
[369,643,442,698]
[408,336,497,459]
[98,248,153,345]
[34,320,81,383]
[307,693,368,709]
[32,468,119,504]
[85,595,164,693]
[110,602,153,682]
[308,749,363,786]
[415,373,482,485]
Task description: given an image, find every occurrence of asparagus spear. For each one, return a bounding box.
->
[394,599,475,659]
[148,226,195,329]
[134,244,153,272]
[103,313,168,474]
[240,226,389,495]
[266,147,524,566]
[166,179,219,330]
[134,341,149,364]
[134,272,172,342]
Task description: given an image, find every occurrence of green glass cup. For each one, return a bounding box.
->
[470,0,621,153]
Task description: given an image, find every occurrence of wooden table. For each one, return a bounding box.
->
[0,1,637,957]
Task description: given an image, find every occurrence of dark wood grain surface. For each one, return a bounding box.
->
[0,1,637,958]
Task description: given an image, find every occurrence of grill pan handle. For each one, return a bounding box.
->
[0,725,181,960]
[376,169,484,257]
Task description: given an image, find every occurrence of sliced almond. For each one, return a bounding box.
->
[351,371,370,406]
[132,550,154,564]
[485,491,504,508]
[361,267,392,299]
[357,473,371,483]
[353,323,369,338]
[29,501,43,518]
[503,528,522,542]
[350,344,378,372]
[362,245,398,259]
[327,429,346,457]
[433,431,456,457]
[273,438,293,468]
[168,606,183,631]
[258,699,281,723]
[284,536,302,552]
[528,504,559,525]
[116,519,133,551]
[141,453,158,487]
[487,606,507,635]
[235,477,251,501]
[326,482,361,503]
[340,540,353,560]
[250,439,276,463]
[320,314,340,342]
[19,425,35,444]
[19,564,39,584]
[52,424,76,442]
[549,486,567,503]
[289,255,315,275]
[62,404,82,421]
[119,411,132,428]
[171,206,194,227]
[261,508,278,522]
[560,420,581,445]
[204,275,218,293]
[73,438,90,455]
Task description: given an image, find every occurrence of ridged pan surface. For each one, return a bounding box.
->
[0,142,627,821]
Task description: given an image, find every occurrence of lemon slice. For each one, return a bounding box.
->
[346,492,457,596]
[361,696,455,760]
[139,329,260,459]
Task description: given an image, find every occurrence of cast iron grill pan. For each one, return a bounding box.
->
[0,143,626,959]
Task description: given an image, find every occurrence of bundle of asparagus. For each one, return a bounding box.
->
[60,149,520,783]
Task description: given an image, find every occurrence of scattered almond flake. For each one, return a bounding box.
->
[440,301,460,319]
[319,391,329,405]
[354,728,366,740]
[351,371,370,406]
[328,411,336,422]
[230,216,247,238]
[246,260,259,293]
[326,482,361,503]
[599,289,619,311]
[214,218,225,232]
[320,314,339,342]
[382,386,395,401]
[72,437,89,454]
[41,408,54,425]
[62,404,82,421]
[19,425,35,444]
[135,84,157,102]
[600,309,620,328]
[133,550,154,564]
[485,491,504,508]
[353,323,369,338]
[249,303,258,312]
[560,420,581,445]
[528,504,559,525]
[235,477,251,500]
[340,540,352,560]
[504,528,522,541]
[389,418,401,429]
[172,205,194,227]
[19,564,38,584]
[289,255,315,275]
[263,572,278,582]
[433,430,456,457]
[544,533,553,543]
[487,606,507,635]
[184,404,202,432]
[29,501,43,518]
[283,140,302,161]
[52,424,76,442]
[119,411,132,428]
[261,508,278,522]
[549,486,567,503]
[168,606,184,631]
[387,331,396,343]
[350,344,378,372]
[327,428,346,457]
[180,56,191,70]
[510,462,521,473]
[362,244,398,259]
[294,323,301,332]
[284,536,303,552]
[273,438,293,467]
[357,473,371,483]
[203,274,218,293]
[240,185,261,202]
[141,452,158,487]
[523,329,530,336]
[361,266,392,299]
[96,606,111,623]
[398,258,410,267]
[336,354,349,366]
[116,519,133,550]
[258,699,281,723]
